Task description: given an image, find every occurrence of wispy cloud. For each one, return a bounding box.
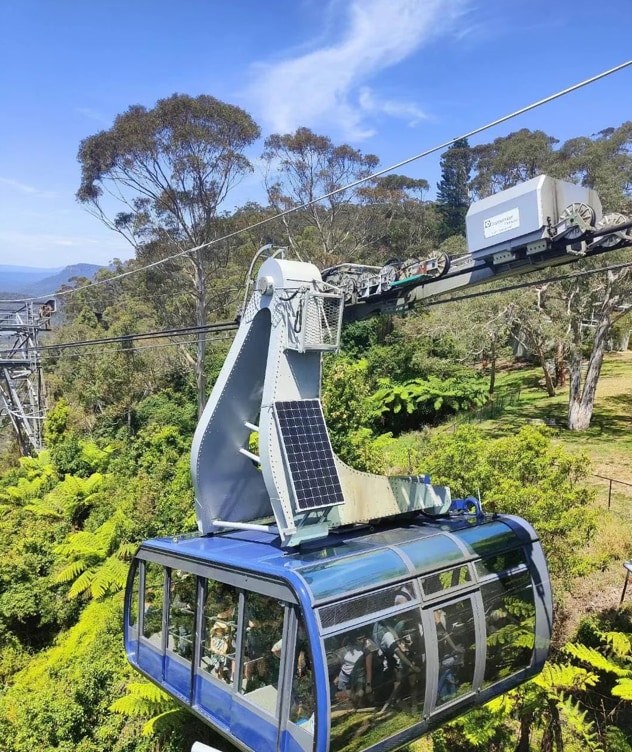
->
[76,107,111,126]
[358,87,428,126]
[248,0,469,140]
[0,177,57,199]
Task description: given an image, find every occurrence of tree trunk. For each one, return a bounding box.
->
[537,346,556,397]
[193,250,208,419]
[554,341,566,387]
[515,712,532,752]
[567,312,611,431]
[488,339,497,395]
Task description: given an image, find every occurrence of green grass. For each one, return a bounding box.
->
[450,352,632,636]
[484,352,632,477]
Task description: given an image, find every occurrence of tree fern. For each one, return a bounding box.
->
[599,630,632,658]
[55,509,135,600]
[611,677,632,700]
[110,680,186,738]
[141,708,185,737]
[558,695,604,752]
[533,662,599,694]
[564,643,630,677]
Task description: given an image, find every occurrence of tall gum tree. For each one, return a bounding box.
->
[465,124,632,430]
[553,123,632,429]
[76,93,261,417]
[261,127,379,265]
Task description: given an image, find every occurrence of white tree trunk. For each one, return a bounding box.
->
[567,313,611,431]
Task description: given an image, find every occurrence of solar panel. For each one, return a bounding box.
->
[274,399,345,512]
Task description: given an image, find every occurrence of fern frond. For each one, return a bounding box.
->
[55,560,87,583]
[612,677,632,700]
[533,662,598,694]
[110,681,174,720]
[601,631,632,658]
[24,501,64,519]
[117,542,138,559]
[142,708,183,737]
[67,568,96,599]
[559,695,603,752]
[126,682,171,703]
[485,691,516,715]
[90,557,128,599]
[565,643,629,677]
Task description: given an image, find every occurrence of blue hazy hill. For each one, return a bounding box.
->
[0,263,104,297]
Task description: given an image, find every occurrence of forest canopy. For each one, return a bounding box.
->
[1,95,632,751]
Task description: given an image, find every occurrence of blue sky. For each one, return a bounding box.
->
[1,0,631,269]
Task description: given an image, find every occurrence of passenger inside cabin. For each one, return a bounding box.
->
[209,621,233,682]
[333,630,376,708]
[435,608,466,702]
[374,620,422,713]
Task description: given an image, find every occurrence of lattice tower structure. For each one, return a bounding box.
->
[0,301,53,455]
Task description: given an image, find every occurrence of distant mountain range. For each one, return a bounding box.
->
[0,263,104,298]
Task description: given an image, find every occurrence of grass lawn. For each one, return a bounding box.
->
[463,351,632,637]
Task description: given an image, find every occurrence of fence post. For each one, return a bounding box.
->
[609,478,613,510]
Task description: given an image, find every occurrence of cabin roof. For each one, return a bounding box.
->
[139,515,537,605]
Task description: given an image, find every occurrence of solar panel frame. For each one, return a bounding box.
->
[274,399,345,512]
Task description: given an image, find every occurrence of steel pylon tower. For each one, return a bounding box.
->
[0,300,54,455]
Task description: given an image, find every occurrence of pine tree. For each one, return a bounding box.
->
[436,138,473,240]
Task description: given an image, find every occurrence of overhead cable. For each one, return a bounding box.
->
[3,59,631,305]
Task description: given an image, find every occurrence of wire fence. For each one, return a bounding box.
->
[441,391,632,511]
[442,387,522,433]
[590,474,632,510]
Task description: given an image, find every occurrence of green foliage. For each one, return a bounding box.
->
[0,599,131,752]
[54,510,134,600]
[406,424,597,580]
[436,137,472,239]
[321,356,396,471]
[371,374,488,434]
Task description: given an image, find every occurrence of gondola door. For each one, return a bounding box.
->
[427,594,483,715]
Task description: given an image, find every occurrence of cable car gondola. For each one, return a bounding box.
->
[126,513,551,752]
[124,225,559,751]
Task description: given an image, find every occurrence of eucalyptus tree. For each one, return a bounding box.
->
[76,94,261,416]
[465,123,632,430]
[554,122,632,211]
[356,174,441,261]
[469,128,559,199]
[548,123,632,429]
[261,127,379,265]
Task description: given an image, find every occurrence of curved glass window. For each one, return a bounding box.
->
[167,570,196,660]
[290,616,315,733]
[482,571,535,686]
[300,550,408,600]
[319,582,419,630]
[143,561,165,646]
[200,581,238,685]
[128,562,139,629]
[433,599,476,707]
[476,548,527,578]
[421,565,472,597]
[457,521,520,558]
[240,592,285,714]
[326,607,426,752]
[399,534,464,574]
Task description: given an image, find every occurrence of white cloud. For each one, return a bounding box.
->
[76,107,111,126]
[358,86,428,126]
[248,0,468,140]
[0,177,57,199]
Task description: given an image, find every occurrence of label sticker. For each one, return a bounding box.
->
[483,208,520,238]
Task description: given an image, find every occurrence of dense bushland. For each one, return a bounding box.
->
[1,112,632,750]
